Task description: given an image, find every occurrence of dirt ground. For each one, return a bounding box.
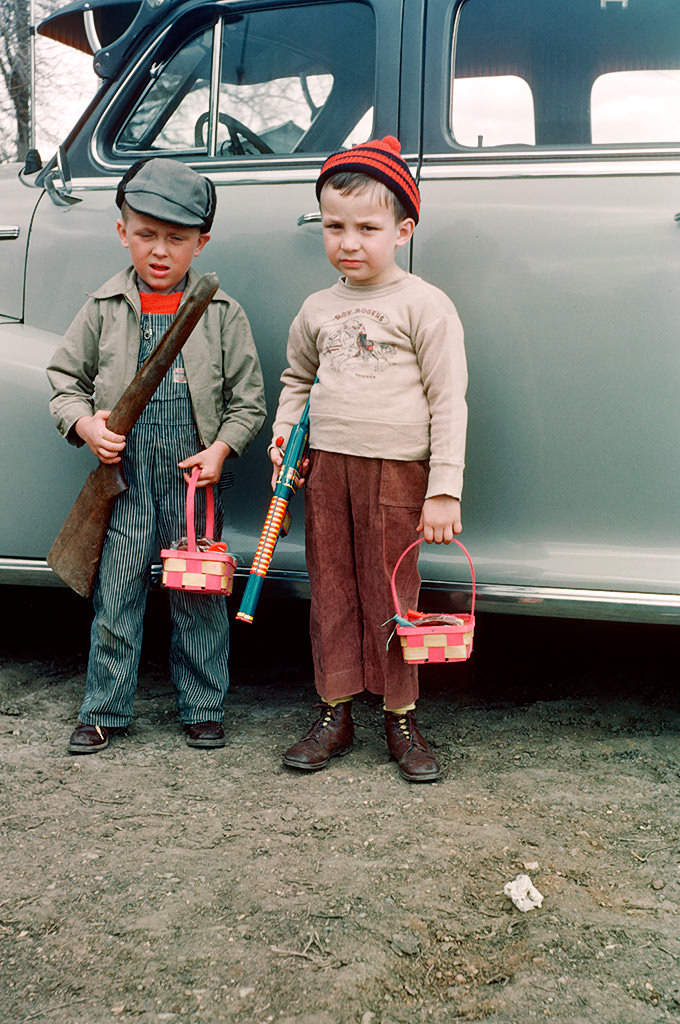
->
[1,585,679,1024]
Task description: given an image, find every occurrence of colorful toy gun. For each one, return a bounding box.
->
[236,387,313,623]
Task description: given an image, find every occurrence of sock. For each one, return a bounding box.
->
[385,702,416,715]
[325,696,353,708]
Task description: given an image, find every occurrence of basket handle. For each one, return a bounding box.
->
[185,467,215,551]
[390,536,475,619]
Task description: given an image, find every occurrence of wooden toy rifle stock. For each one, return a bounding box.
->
[47,272,219,598]
[236,387,313,623]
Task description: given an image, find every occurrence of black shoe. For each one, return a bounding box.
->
[68,723,125,754]
[184,721,225,748]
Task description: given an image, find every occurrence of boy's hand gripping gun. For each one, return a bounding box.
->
[47,273,219,598]
[236,389,313,623]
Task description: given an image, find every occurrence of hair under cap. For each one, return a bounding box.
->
[116,157,216,232]
[315,136,420,223]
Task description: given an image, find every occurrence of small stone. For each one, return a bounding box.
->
[651,878,665,891]
[391,932,420,956]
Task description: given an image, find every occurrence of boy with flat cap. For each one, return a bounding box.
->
[48,157,266,754]
[270,137,467,782]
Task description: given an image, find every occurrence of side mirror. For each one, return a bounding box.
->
[23,149,42,175]
[44,145,82,207]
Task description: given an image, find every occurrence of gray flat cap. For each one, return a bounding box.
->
[116,158,215,230]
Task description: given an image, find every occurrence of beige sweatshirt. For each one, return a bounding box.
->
[272,273,468,500]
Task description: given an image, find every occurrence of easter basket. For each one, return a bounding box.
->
[390,537,475,664]
[160,467,237,594]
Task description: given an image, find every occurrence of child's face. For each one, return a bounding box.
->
[116,209,209,294]
[320,184,414,288]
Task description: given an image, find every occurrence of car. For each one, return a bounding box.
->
[1,0,679,623]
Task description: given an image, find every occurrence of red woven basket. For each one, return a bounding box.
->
[160,468,237,594]
[390,537,475,664]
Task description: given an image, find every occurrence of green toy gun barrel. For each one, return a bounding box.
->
[236,391,312,623]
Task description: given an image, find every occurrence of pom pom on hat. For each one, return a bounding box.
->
[316,136,420,223]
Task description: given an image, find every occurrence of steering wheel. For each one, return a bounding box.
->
[194,112,273,155]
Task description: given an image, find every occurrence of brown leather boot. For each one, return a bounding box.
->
[384,710,442,782]
[283,701,354,770]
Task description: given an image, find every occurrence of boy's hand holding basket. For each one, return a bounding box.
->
[161,467,236,593]
[390,537,475,663]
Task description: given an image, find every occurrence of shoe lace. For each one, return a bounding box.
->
[393,712,427,751]
[309,702,336,734]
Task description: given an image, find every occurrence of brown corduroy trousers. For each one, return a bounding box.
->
[304,450,428,709]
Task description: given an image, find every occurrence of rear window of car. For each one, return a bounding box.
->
[450,0,680,151]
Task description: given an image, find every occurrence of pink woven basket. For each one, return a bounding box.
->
[390,537,475,664]
[160,468,236,594]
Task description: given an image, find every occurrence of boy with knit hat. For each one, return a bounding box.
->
[270,137,467,781]
[48,157,266,753]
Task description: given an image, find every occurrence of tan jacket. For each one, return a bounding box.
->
[47,266,266,456]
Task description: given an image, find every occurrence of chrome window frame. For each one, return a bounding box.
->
[444,0,680,165]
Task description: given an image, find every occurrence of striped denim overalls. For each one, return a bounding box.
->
[79,299,229,727]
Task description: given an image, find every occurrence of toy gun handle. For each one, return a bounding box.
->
[236,389,312,623]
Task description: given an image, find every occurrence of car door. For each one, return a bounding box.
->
[23,0,403,576]
[411,0,680,620]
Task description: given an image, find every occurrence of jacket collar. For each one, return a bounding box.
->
[87,265,230,306]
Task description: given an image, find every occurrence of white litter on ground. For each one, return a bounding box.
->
[504,873,544,912]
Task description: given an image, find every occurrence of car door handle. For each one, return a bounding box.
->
[297,212,322,227]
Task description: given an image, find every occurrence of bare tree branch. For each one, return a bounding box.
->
[0,0,31,160]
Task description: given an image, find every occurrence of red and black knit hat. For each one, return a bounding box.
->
[316,136,420,224]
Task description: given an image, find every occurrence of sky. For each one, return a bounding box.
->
[34,31,99,158]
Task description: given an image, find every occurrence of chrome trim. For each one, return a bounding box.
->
[65,153,420,195]
[84,9,101,54]
[70,165,327,188]
[297,212,322,226]
[422,580,680,624]
[0,560,66,588]
[207,17,223,157]
[0,227,20,240]
[44,145,82,206]
[420,156,680,179]
[3,559,679,623]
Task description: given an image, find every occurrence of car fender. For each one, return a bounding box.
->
[0,322,94,577]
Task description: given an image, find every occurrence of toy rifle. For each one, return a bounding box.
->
[47,272,219,598]
[236,385,314,623]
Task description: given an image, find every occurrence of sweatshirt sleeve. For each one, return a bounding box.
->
[413,302,468,500]
[271,306,319,446]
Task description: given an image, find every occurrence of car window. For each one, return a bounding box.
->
[591,69,680,144]
[116,2,375,158]
[450,0,680,150]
